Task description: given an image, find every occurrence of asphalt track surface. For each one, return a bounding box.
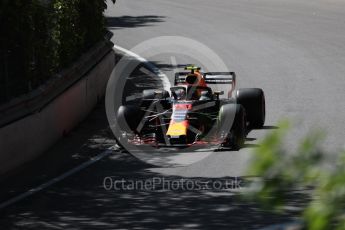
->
[1,0,345,229]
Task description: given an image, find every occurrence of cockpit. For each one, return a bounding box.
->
[170,86,213,101]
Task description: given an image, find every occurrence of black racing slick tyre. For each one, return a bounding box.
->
[236,88,265,128]
[219,104,246,150]
[117,105,144,133]
[141,89,170,108]
[142,89,169,100]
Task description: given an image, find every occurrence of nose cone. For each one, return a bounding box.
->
[167,120,189,136]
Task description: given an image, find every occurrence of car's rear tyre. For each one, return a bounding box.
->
[219,104,246,150]
[236,88,265,128]
[142,89,170,99]
[141,89,170,108]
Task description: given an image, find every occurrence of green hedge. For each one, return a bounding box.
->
[0,0,109,104]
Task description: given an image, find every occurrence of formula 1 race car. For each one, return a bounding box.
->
[116,65,265,150]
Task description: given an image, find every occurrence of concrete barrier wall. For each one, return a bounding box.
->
[0,50,115,176]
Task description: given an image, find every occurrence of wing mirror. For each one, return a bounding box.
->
[214,91,224,95]
[213,91,224,100]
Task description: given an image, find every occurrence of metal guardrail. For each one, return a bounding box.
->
[0,38,114,128]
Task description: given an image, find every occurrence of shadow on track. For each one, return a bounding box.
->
[261,126,279,130]
[0,152,307,229]
[107,15,166,29]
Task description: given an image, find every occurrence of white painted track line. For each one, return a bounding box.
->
[113,44,171,91]
[0,149,114,210]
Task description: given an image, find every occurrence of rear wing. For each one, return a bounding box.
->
[174,72,189,85]
[174,72,236,87]
[204,72,236,86]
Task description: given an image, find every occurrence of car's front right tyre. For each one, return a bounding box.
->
[218,104,246,150]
